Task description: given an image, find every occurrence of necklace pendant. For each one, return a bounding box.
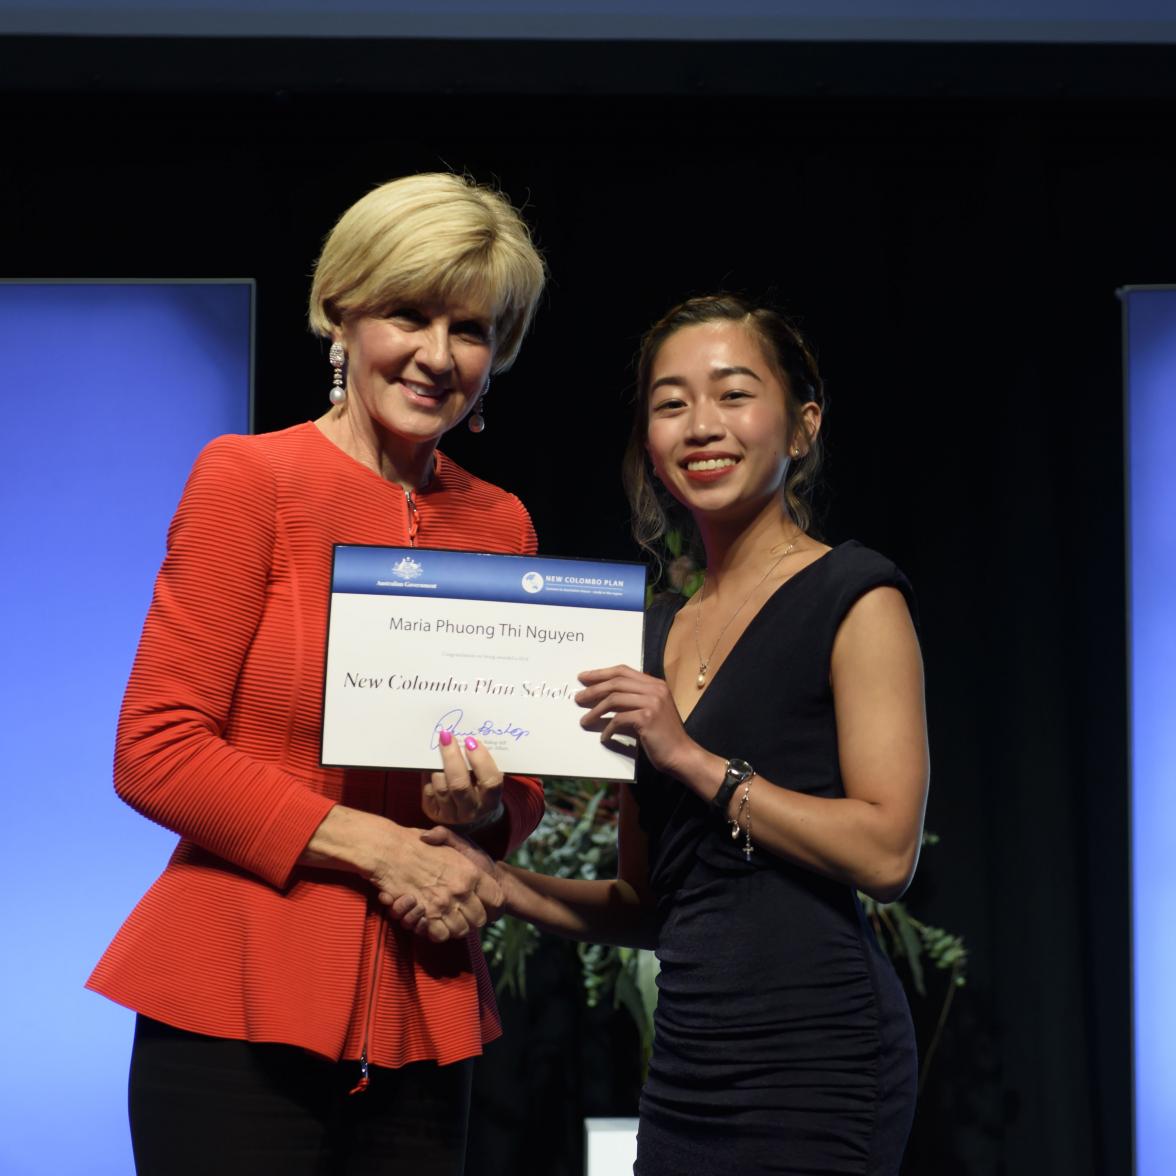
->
[696,669,707,689]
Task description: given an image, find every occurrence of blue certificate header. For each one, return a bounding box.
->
[332,546,646,612]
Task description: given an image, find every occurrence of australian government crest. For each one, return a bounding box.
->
[392,556,423,581]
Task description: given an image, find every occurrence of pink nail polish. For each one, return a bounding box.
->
[439,729,453,747]
[465,736,478,751]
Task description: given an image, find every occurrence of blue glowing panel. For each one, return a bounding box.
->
[1125,285,1176,1176]
[0,282,251,1176]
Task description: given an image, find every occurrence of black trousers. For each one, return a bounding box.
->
[128,1015,473,1176]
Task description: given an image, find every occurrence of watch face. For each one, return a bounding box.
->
[714,758,755,812]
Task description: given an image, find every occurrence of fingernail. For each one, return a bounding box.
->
[439,730,453,746]
[465,736,479,751]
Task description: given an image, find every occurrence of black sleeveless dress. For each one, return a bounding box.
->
[632,542,918,1176]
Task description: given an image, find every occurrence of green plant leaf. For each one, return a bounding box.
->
[483,915,540,998]
[890,902,927,997]
[634,949,660,1028]
[614,961,656,1072]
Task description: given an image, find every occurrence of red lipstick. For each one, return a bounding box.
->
[681,452,740,483]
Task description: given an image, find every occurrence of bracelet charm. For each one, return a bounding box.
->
[731,781,754,861]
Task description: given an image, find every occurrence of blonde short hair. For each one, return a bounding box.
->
[308,173,546,373]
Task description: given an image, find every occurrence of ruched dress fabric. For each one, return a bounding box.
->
[633,542,918,1176]
[87,422,545,1070]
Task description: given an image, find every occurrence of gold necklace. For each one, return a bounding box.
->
[692,537,801,689]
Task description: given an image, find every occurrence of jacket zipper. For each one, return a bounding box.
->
[349,917,385,1095]
[350,770,393,1094]
[351,487,420,1094]
[404,488,419,547]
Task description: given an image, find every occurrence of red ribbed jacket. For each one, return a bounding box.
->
[87,423,546,1067]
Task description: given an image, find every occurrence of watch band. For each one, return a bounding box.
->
[712,758,755,819]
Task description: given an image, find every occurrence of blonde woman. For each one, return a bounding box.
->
[88,174,547,1176]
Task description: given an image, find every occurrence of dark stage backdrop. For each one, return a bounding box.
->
[4,34,1168,1176]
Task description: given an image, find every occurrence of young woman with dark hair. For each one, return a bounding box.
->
[427,293,929,1174]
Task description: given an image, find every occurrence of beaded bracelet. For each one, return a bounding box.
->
[729,779,754,861]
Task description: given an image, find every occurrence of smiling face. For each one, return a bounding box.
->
[337,298,495,447]
[645,320,809,525]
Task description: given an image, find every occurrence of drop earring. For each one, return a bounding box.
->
[468,394,486,433]
[328,341,346,406]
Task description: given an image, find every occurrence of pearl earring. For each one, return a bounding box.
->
[468,395,486,433]
[328,342,346,406]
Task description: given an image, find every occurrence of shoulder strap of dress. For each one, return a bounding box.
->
[823,545,918,645]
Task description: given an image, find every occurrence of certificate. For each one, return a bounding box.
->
[321,547,647,780]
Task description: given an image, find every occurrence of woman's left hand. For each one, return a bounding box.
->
[421,732,505,829]
[576,664,697,778]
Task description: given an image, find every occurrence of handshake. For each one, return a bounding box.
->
[376,729,513,943]
[375,823,506,944]
[303,730,514,944]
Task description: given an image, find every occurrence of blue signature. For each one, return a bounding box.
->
[430,709,531,749]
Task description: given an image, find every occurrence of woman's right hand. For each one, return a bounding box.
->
[302,806,504,942]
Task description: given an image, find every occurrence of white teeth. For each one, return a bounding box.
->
[403,380,445,397]
[686,458,738,471]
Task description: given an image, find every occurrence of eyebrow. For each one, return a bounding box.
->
[650,365,765,394]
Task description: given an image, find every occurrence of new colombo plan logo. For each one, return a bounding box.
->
[521,571,544,594]
[392,556,423,581]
